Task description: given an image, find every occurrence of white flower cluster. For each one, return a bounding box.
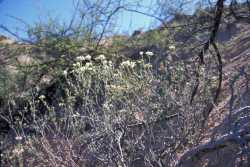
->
[63,70,68,76]
[76,54,91,61]
[103,60,113,66]
[168,45,175,50]
[39,95,45,100]
[95,54,113,67]
[12,147,24,155]
[139,51,154,56]
[144,64,153,69]
[15,136,23,141]
[121,60,136,68]
[73,62,81,67]
[95,54,106,61]
[145,51,154,56]
[79,62,94,72]
[73,61,94,73]
[72,53,114,73]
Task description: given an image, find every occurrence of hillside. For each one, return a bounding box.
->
[0,7,250,167]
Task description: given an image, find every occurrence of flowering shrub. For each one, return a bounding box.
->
[1,50,211,167]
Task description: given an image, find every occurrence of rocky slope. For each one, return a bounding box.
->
[0,12,250,166]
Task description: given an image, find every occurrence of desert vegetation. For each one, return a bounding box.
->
[0,0,250,166]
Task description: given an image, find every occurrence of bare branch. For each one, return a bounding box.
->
[190,0,224,105]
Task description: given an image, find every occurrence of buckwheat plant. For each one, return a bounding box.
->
[2,52,206,167]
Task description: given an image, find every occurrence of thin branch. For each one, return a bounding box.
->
[190,0,224,104]
[203,42,223,120]
[95,6,123,49]
[122,7,166,25]
[0,25,33,43]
